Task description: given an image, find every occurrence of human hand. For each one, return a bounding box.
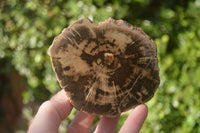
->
[28,89,148,133]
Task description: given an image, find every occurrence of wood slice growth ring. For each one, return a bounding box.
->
[49,18,160,117]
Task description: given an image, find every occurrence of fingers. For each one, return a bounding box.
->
[94,115,120,133]
[119,104,148,133]
[28,90,147,133]
[28,89,73,133]
[50,89,73,120]
[67,111,96,133]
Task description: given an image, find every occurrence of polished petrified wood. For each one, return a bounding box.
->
[49,18,160,117]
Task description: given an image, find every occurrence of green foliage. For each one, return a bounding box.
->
[0,0,200,132]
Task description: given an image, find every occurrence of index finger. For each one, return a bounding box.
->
[119,104,148,133]
[28,89,73,133]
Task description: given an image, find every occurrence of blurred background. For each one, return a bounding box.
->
[0,0,200,132]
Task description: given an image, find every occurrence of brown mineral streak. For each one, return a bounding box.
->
[49,17,160,117]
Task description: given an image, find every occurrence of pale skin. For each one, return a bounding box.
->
[28,89,148,133]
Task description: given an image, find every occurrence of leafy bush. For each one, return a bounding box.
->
[0,0,199,132]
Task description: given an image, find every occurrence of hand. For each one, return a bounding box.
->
[28,89,148,133]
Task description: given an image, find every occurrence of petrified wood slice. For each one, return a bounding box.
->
[49,18,160,117]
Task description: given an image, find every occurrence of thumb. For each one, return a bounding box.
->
[28,89,73,133]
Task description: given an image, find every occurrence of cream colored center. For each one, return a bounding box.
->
[104,53,114,65]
